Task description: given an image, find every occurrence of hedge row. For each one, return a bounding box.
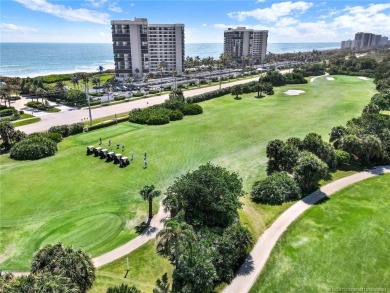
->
[48,123,84,137]
[186,87,232,103]
[87,116,129,131]
[0,108,17,117]
[129,101,202,126]
[26,101,58,112]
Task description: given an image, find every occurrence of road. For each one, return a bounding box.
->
[15,74,281,134]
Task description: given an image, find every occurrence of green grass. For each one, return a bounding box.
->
[0,75,375,270]
[12,117,41,127]
[250,174,390,293]
[90,240,173,292]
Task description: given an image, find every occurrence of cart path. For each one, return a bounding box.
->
[222,165,390,293]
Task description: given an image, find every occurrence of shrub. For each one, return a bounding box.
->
[181,104,203,115]
[10,136,57,160]
[19,110,24,115]
[211,77,219,82]
[0,108,17,117]
[163,85,172,91]
[293,152,329,193]
[149,89,159,94]
[168,110,184,121]
[147,113,170,125]
[68,123,84,135]
[334,149,350,166]
[132,92,144,97]
[88,116,129,131]
[199,79,208,85]
[48,125,69,137]
[45,132,63,143]
[114,95,126,101]
[251,172,301,205]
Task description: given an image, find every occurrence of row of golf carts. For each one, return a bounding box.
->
[87,146,129,167]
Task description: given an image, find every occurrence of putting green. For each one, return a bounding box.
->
[0,75,375,270]
[250,174,390,293]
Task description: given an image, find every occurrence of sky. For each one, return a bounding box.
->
[0,0,390,43]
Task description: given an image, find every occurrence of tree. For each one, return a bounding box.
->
[263,69,286,86]
[0,121,26,150]
[35,87,47,104]
[107,284,142,293]
[266,140,300,174]
[4,273,80,293]
[293,152,329,193]
[98,65,104,88]
[71,74,80,90]
[31,243,95,293]
[255,81,274,98]
[301,133,336,168]
[231,84,242,99]
[172,245,217,293]
[162,163,243,228]
[156,219,196,267]
[153,273,171,293]
[139,185,161,221]
[92,77,100,89]
[251,172,301,204]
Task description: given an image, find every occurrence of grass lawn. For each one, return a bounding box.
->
[90,240,173,292]
[0,75,375,271]
[12,117,41,127]
[250,174,390,293]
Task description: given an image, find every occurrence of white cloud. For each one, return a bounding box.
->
[256,0,266,3]
[86,0,107,7]
[228,1,313,22]
[109,2,122,13]
[14,0,110,24]
[130,3,135,7]
[99,31,106,37]
[0,23,38,33]
[202,23,208,27]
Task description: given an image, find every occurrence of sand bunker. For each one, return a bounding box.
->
[326,77,335,80]
[358,76,369,80]
[284,90,305,96]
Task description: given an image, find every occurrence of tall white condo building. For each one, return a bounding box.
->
[111,18,185,80]
[224,27,268,64]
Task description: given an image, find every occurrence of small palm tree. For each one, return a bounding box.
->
[71,74,79,89]
[156,219,196,267]
[139,185,161,221]
[35,88,47,104]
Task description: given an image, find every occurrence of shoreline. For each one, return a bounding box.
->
[0,42,340,79]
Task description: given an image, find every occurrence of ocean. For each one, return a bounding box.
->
[0,42,339,78]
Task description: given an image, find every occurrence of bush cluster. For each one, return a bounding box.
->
[0,108,17,117]
[26,101,59,112]
[251,172,301,205]
[129,97,203,126]
[113,95,126,101]
[132,92,144,97]
[87,116,129,131]
[149,89,159,94]
[10,135,58,160]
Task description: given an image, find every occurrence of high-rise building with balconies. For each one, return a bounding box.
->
[224,27,268,64]
[111,18,185,80]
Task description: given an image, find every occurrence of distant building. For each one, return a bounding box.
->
[341,40,354,49]
[342,32,389,50]
[111,18,185,80]
[224,27,268,64]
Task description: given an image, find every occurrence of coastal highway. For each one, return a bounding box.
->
[16,72,288,134]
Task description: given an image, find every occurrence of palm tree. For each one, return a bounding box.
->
[92,77,100,89]
[172,70,178,89]
[71,74,79,90]
[207,65,213,84]
[98,65,104,88]
[232,84,242,99]
[156,219,196,268]
[139,185,161,221]
[35,88,47,104]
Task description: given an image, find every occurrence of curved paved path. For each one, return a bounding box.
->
[223,165,390,293]
[9,166,389,279]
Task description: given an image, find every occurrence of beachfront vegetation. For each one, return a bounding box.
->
[0,75,375,274]
[250,174,390,293]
